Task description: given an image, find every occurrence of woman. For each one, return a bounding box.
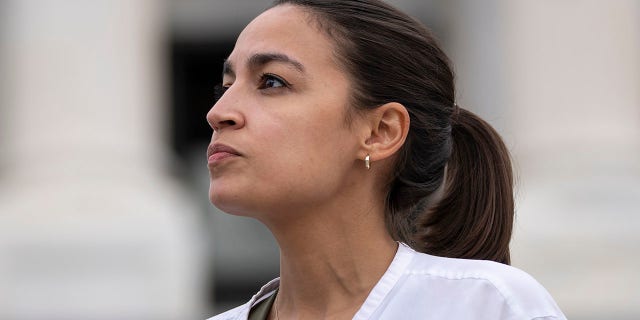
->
[206,0,565,319]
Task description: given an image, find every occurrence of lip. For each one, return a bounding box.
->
[207,143,242,165]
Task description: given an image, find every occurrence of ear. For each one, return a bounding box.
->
[360,102,410,164]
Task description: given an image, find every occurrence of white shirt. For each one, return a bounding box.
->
[208,243,566,319]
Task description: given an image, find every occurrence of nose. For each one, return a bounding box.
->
[206,89,245,132]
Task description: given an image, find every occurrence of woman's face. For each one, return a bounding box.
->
[206,5,364,218]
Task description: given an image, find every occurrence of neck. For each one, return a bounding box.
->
[263,192,397,319]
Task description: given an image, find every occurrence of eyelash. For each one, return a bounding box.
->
[258,73,290,90]
[213,84,228,103]
[213,73,291,103]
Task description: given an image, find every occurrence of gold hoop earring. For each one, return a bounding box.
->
[365,154,371,170]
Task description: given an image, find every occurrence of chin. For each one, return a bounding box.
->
[209,186,252,217]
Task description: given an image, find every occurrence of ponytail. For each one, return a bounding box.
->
[413,107,514,264]
[271,0,514,264]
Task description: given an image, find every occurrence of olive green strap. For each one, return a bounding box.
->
[248,289,278,320]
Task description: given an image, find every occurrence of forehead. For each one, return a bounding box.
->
[228,5,338,72]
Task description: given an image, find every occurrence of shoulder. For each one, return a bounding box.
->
[403,251,565,319]
[407,251,547,296]
[205,302,249,320]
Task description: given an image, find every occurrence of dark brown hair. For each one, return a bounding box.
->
[272,0,513,264]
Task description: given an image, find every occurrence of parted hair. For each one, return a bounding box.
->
[272,0,514,264]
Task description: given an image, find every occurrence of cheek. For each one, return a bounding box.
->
[272,106,349,157]
[207,111,355,215]
[259,112,355,193]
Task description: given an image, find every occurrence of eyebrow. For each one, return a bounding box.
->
[222,52,305,78]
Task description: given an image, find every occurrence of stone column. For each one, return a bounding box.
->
[447,0,509,132]
[0,0,206,319]
[503,1,640,318]
[449,0,640,318]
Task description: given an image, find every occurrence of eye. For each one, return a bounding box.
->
[258,73,289,90]
[214,84,229,103]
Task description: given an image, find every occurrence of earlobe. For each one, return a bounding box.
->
[362,102,410,163]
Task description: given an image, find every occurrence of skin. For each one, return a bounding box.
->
[206,5,410,319]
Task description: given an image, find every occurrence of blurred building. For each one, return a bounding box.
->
[0,0,638,319]
[0,0,207,319]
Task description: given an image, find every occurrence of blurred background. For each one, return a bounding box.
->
[0,0,638,319]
